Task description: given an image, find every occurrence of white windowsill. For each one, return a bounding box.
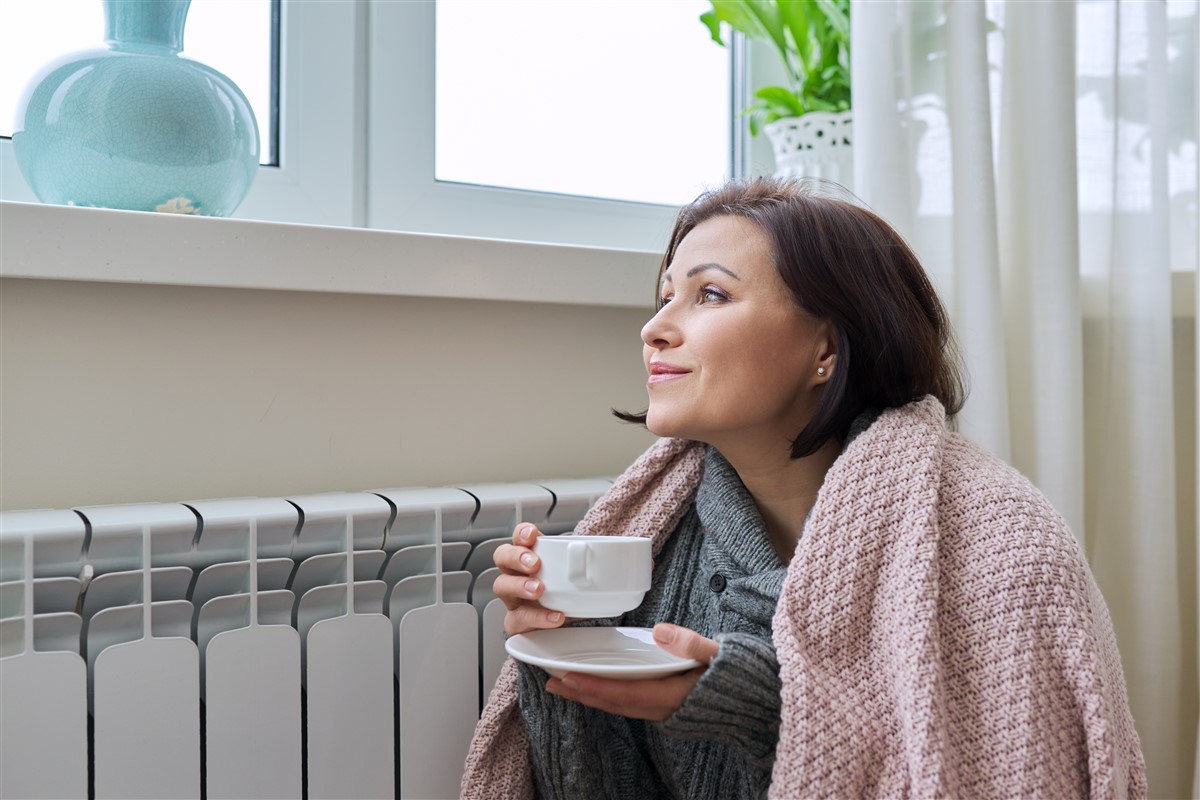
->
[2,200,1194,317]
[0,201,661,309]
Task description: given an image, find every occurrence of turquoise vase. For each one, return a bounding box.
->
[12,0,259,216]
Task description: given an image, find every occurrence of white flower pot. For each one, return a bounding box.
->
[763,110,853,189]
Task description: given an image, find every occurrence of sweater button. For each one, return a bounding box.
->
[709,573,727,593]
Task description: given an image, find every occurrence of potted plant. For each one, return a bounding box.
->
[701,0,852,181]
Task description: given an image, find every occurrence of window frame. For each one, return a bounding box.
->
[0,0,362,228]
[2,0,740,253]
[366,0,736,251]
[218,0,364,227]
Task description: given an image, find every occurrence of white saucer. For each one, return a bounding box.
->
[505,626,702,681]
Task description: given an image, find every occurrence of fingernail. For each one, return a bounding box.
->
[547,611,562,623]
[524,579,540,594]
[521,524,536,542]
[561,676,579,690]
[654,624,675,644]
[520,553,536,568]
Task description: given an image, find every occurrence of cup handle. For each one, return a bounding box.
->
[567,541,592,587]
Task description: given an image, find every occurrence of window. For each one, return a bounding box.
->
[1,0,736,251]
[369,0,734,250]
[0,0,361,227]
[0,0,278,165]
[434,0,730,207]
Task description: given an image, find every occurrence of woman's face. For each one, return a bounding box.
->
[641,215,833,453]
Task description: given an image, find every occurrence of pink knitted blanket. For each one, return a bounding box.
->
[461,397,1147,798]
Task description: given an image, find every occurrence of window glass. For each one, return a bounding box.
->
[0,0,278,166]
[435,0,731,207]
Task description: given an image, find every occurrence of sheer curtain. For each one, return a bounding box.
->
[850,1,1198,796]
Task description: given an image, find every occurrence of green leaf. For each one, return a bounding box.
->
[705,0,853,118]
[742,0,790,62]
[778,0,815,74]
[820,64,845,82]
[739,103,773,137]
[707,0,773,41]
[746,103,791,136]
[699,10,726,46]
[811,0,850,40]
[747,108,765,137]
[753,85,806,116]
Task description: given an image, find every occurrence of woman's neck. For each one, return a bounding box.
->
[718,437,842,564]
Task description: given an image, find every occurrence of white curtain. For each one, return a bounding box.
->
[850,1,1199,796]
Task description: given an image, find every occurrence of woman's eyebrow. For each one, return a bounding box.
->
[660,262,742,290]
[686,262,741,280]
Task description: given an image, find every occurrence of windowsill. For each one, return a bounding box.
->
[2,200,1194,317]
[0,201,661,309]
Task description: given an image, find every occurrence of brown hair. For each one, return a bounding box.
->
[616,176,966,458]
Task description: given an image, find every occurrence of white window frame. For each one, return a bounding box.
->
[2,0,737,253]
[366,0,723,252]
[232,0,364,227]
[0,0,363,228]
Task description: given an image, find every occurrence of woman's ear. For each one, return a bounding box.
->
[813,321,838,382]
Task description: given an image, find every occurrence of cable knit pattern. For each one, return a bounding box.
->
[461,397,1147,799]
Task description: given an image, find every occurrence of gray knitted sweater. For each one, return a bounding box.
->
[517,448,787,800]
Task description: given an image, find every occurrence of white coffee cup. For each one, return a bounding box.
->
[535,535,652,618]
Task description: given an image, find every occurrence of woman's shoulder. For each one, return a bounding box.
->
[936,432,1095,598]
[853,398,1072,542]
[938,432,1067,531]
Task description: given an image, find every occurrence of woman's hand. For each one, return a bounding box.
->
[544,623,719,721]
[493,523,567,636]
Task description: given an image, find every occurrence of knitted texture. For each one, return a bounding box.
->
[460,436,705,800]
[516,447,787,800]
[461,397,1147,799]
[663,631,782,770]
[768,397,1147,798]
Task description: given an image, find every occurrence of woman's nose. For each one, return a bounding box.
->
[641,305,677,349]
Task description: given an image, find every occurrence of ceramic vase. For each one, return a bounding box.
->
[12,0,260,216]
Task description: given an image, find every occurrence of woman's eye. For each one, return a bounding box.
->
[701,286,728,303]
[658,294,674,308]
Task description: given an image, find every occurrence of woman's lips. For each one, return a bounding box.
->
[648,363,691,384]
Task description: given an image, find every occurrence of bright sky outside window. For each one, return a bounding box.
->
[0,0,278,166]
[435,0,731,207]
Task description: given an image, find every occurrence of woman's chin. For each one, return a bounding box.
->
[645,412,694,442]
[644,413,672,439]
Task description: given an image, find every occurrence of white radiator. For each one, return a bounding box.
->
[0,478,611,800]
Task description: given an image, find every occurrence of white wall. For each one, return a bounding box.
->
[0,277,658,510]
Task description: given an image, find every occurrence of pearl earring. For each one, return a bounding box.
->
[817,367,827,377]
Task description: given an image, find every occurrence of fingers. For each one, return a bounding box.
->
[493,543,540,575]
[543,625,716,721]
[503,604,564,636]
[492,573,544,610]
[494,523,562,636]
[492,523,545,612]
[513,522,542,549]
[545,667,705,721]
[652,623,719,665]
[493,523,543,574]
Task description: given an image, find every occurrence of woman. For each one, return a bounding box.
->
[462,178,1146,799]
